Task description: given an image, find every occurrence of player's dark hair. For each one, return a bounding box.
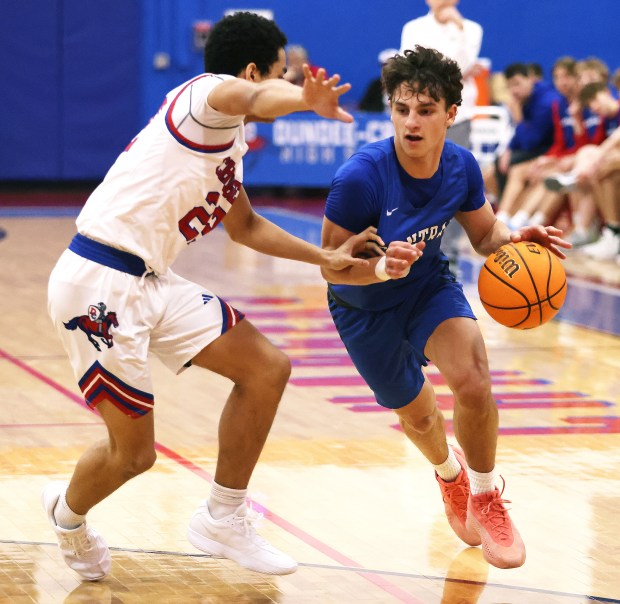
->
[579,81,608,105]
[381,46,463,108]
[204,11,287,76]
[504,63,530,80]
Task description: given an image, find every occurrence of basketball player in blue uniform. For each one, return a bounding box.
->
[321,46,571,569]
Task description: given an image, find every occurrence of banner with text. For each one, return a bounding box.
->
[243,111,394,187]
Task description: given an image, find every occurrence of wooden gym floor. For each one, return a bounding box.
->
[0,200,619,603]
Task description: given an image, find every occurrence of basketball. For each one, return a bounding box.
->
[477,241,567,329]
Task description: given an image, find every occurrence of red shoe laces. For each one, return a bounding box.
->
[478,477,513,540]
[443,480,469,519]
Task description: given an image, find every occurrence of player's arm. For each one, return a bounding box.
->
[222,186,373,270]
[208,66,353,122]
[320,217,422,284]
[459,200,570,259]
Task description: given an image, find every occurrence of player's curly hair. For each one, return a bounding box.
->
[204,12,287,77]
[382,46,463,108]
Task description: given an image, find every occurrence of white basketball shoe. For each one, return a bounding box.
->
[187,501,298,575]
[42,482,111,581]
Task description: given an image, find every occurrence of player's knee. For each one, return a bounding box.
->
[117,447,157,479]
[263,348,291,389]
[400,410,437,435]
[452,370,492,410]
[246,346,290,391]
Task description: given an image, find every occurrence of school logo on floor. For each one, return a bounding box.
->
[63,302,119,351]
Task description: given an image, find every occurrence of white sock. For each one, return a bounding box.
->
[208,482,248,519]
[468,469,496,495]
[53,493,86,530]
[433,446,462,482]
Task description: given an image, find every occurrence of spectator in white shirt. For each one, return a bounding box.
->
[400,0,483,148]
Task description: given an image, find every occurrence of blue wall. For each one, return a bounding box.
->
[2,0,619,181]
[1,0,140,180]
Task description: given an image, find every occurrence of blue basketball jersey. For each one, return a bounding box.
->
[325,138,485,310]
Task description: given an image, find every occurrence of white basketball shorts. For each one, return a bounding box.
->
[48,244,244,418]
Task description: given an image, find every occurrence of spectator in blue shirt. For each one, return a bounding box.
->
[495,63,561,196]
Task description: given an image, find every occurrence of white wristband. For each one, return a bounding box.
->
[374,256,412,281]
[374,256,390,281]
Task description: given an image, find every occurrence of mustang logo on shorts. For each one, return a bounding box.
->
[64,303,119,352]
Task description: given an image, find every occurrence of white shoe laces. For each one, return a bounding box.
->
[59,528,94,555]
[231,504,269,545]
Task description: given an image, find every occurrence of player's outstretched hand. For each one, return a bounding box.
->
[302,64,353,123]
[510,225,572,260]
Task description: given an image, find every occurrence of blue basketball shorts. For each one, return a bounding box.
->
[328,280,476,409]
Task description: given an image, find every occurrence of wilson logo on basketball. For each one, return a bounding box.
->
[492,249,520,278]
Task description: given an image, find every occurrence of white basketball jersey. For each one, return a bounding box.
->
[76,73,248,274]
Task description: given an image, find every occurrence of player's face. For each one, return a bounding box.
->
[256,48,287,81]
[390,84,455,161]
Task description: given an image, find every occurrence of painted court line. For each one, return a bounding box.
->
[1,346,421,604]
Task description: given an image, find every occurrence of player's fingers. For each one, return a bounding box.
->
[544,226,564,236]
[334,83,352,95]
[387,257,411,271]
[363,227,384,245]
[313,67,326,83]
[547,244,567,260]
[390,247,421,263]
[365,241,385,257]
[350,257,370,267]
[326,73,342,87]
[335,108,354,123]
[548,235,572,249]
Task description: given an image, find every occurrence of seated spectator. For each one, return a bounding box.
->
[556,57,613,241]
[579,128,620,262]
[494,62,561,220]
[545,82,620,258]
[358,48,398,113]
[494,57,585,230]
[570,127,620,261]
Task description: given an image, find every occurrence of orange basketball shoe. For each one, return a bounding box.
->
[436,446,481,546]
[466,480,526,569]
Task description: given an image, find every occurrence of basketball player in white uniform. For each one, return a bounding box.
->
[44,11,378,580]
